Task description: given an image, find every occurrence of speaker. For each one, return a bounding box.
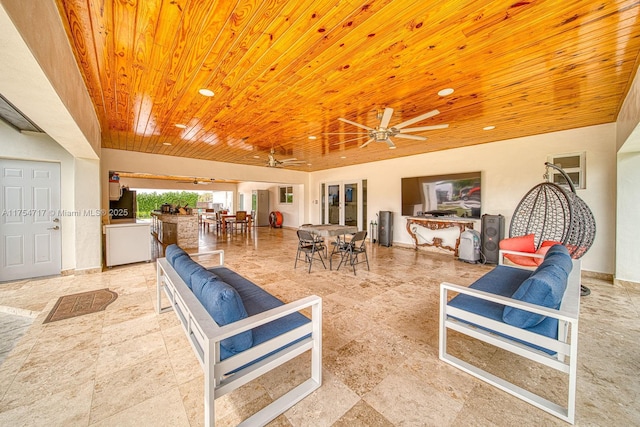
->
[481,214,505,264]
[378,211,393,247]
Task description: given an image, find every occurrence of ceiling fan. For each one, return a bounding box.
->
[266,148,306,168]
[332,107,449,149]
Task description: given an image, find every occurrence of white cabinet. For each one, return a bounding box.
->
[104,222,151,267]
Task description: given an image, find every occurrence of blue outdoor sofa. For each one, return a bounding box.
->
[439,244,581,424]
[156,244,322,426]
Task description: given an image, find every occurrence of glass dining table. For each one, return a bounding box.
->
[299,224,358,269]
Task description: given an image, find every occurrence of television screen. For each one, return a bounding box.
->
[401,172,481,218]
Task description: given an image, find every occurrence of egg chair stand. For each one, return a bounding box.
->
[507,162,596,296]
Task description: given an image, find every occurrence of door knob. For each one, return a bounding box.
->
[47,226,60,230]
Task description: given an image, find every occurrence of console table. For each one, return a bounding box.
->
[406,216,475,257]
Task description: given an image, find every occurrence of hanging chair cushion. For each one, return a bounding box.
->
[502,245,571,328]
[499,234,538,266]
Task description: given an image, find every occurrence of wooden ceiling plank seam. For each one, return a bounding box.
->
[54,1,106,124]
[182,0,333,145]
[225,1,474,125]
[221,0,419,121]
[130,0,167,153]
[137,0,189,153]
[146,0,244,148]
[177,0,301,138]
[140,0,209,147]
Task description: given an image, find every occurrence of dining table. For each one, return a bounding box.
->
[299,224,358,269]
[202,213,253,233]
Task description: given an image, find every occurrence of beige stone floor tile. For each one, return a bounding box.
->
[100,312,160,348]
[0,380,93,427]
[364,368,466,426]
[332,399,395,427]
[94,330,167,378]
[90,356,178,424]
[90,388,190,427]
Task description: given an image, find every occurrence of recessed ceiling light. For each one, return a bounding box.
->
[175,123,187,129]
[199,88,215,97]
[253,155,260,159]
[389,146,397,149]
[163,142,172,146]
[308,135,317,140]
[438,88,454,97]
[307,163,312,166]
[483,125,496,131]
[340,156,346,159]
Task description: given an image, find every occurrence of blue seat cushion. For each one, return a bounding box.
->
[165,244,188,265]
[448,265,559,354]
[173,255,205,290]
[190,268,253,353]
[209,267,311,362]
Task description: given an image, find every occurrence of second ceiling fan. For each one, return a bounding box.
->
[333,107,449,149]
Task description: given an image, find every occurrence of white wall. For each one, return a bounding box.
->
[236,182,304,227]
[615,69,640,283]
[310,124,617,275]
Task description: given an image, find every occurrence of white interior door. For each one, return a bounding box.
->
[0,159,61,281]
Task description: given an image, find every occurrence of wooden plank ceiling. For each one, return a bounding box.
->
[55,0,640,171]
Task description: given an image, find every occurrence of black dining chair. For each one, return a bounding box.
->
[336,230,369,275]
[295,229,326,273]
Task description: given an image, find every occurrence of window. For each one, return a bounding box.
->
[547,152,586,190]
[279,186,293,204]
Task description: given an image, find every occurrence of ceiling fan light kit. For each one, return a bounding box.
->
[266,148,306,168]
[335,107,448,149]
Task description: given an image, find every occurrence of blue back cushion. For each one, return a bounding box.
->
[173,255,204,290]
[165,244,188,265]
[535,244,572,276]
[190,269,253,354]
[502,255,570,328]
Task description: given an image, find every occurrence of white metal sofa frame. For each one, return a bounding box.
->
[439,249,581,424]
[156,250,322,426]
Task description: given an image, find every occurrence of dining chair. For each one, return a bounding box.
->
[234,211,248,232]
[295,229,326,273]
[301,224,327,257]
[336,230,369,275]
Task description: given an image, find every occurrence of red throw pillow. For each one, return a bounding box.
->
[499,234,536,253]
[533,241,564,265]
[499,234,537,266]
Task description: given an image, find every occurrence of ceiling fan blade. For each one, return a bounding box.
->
[394,109,440,130]
[359,138,375,148]
[282,160,306,164]
[395,134,427,141]
[338,117,375,131]
[400,124,449,132]
[330,135,371,146]
[386,138,396,149]
[279,158,298,162]
[379,107,394,128]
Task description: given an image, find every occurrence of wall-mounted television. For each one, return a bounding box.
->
[401,172,482,218]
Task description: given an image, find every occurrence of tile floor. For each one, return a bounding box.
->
[0,226,638,426]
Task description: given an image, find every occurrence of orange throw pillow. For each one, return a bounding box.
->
[499,234,537,266]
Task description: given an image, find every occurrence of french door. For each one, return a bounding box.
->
[321,180,365,229]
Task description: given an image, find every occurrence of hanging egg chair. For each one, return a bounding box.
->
[508,162,596,295]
